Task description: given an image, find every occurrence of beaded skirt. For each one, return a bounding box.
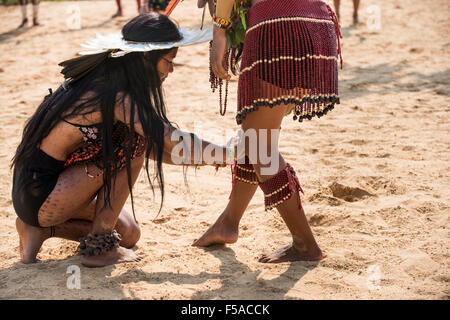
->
[236,0,342,124]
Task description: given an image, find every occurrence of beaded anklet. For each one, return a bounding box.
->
[78,230,122,256]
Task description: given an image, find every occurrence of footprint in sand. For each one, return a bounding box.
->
[329,182,374,202]
[308,193,342,206]
[309,213,330,226]
[347,139,368,146]
[152,216,170,224]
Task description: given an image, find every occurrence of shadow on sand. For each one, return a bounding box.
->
[0,244,319,299]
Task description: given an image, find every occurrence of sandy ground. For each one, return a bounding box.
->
[0,0,448,300]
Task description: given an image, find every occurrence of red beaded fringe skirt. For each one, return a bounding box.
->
[236,0,342,124]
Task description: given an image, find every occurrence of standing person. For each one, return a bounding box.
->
[194,0,343,263]
[12,12,230,268]
[112,0,142,18]
[333,0,360,24]
[18,0,40,28]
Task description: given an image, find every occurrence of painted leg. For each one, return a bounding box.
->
[17,154,144,265]
[80,157,144,267]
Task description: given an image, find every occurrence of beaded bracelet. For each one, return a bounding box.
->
[212,15,231,29]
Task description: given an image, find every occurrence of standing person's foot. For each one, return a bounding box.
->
[192,212,239,247]
[16,218,51,264]
[111,10,123,18]
[33,18,41,26]
[353,13,359,25]
[258,242,325,263]
[18,18,28,28]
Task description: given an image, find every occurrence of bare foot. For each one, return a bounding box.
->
[81,246,142,268]
[258,243,325,263]
[192,215,238,247]
[353,14,359,25]
[16,218,50,264]
[18,18,28,29]
[33,18,41,26]
[111,10,123,18]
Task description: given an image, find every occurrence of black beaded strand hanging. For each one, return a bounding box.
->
[209,41,230,116]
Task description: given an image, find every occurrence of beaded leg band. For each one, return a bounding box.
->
[258,163,304,211]
[234,156,258,185]
[78,230,122,256]
[229,156,258,199]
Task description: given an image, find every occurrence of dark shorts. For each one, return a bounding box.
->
[12,149,66,227]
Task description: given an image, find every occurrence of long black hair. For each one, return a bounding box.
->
[12,12,182,218]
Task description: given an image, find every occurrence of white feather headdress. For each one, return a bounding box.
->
[79,25,213,58]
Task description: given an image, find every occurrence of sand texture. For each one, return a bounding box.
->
[0,0,448,299]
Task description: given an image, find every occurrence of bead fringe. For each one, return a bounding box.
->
[259,163,304,211]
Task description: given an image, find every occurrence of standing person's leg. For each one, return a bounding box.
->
[193,179,258,246]
[241,104,324,263]
[112,0,123,18]
[333,0,341,21]
[353,0,360,24]
[32,0,40,26]
[18,0,28,28]
[195,102,324,261]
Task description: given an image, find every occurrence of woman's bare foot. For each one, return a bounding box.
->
[258,242,325,263]
[80,246,142,268]
[16,218,50,264]
[192,213,239,247]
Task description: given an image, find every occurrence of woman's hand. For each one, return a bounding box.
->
[162,125,231,167]
[211,27,231,81]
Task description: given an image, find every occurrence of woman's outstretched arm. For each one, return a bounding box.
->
[114,94,230,166]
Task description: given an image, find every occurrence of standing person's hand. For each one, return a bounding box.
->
[211,27,231,81]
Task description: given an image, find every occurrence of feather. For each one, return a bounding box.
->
[58,51,110,82]
[79,26,213,57]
